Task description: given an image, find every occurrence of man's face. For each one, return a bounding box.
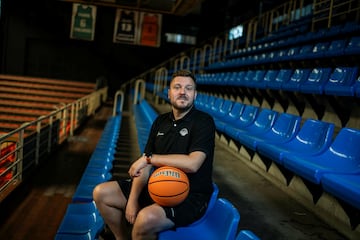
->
[168,76,196,112]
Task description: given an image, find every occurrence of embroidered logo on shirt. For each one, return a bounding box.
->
[179,128,189,136]
[157,132,164,136]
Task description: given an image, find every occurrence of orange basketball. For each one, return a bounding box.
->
[148,166,190,207]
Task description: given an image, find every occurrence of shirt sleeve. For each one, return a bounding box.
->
[189,113,215,157]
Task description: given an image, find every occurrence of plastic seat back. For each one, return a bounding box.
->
[307,41,330,58]
[224,105,259,139]
[267,69,293,90]
[216,99,233,118]
[226,102,245,124]
[233,105,259,129]
[293,44,313,60]
[205,198,240,240]
[299,67,332,94]
[261,70,278,89]
[284,128,360,184]
[290,119,334,153]
[204,95,216,113]
[240,108,278,136]
[259,119,334,165]
[209,97,224,116]
[282,68,311,92]
[324,39,347,57]
[324,66,358,96]
[262,113,301,143]
[196,94,209,111]
[324,128,360,163]
[249,69,266,88]
[242,70,256,87]
[344,36,360,55]
[284,46,300,61]
[158,184,222,240]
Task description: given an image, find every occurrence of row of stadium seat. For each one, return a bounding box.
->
[134,99,261,240]
[207,35,360,69]
[195,93,360,212]
[55,115,122,239]
[134,100,158,153]
[196,66,360,97]
[230,22,360,59]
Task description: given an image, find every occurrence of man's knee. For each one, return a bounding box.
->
[92,183,103,202]
[134,206,173,234]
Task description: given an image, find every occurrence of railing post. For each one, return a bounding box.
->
[133,79,146,105]
[113,90,124,116]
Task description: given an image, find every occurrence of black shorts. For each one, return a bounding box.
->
[118,179,210,227]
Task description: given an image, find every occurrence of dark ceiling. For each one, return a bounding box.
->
[65,0,290,19]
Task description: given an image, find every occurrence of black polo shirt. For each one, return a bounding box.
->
[144,107,215,195]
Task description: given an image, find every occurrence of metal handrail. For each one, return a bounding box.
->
[0,87,108,203]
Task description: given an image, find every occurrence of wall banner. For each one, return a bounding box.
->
[113,9,139,44]
[113,9,162,47]
[139,12,162,47]
[70,3,97,41]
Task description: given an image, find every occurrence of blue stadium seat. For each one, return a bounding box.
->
[283,127,360,184]
[224,105,259,140]
[344,36,360,56]
[194,93,205,108]
[215,102,245,132]
[248,70,267,88]
[212,99,233,120]
[283,46,300,61]
[242,70,256,87]
[341,21,360,34]
[304,41,330,59]
[203,95,217,113]
[257,119,335,165]
[226,72,241,86]
[55,202,104,240]
[282,68,311,92]
[299,67,332,94]
[208,97,224,116]
[233,71,247,86]
[324,67,358,96]
[293,44,313,60]
[324,39,347,57]
[266,69,293,90]
[236,230,261,240]
[322,173,360,210]
[159,198,240,240]
[159,183,219,239]
[237,112,301,151]
[235,108,278,145]
[260,69,279,89]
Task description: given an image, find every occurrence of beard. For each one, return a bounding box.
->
[171,95,194,112]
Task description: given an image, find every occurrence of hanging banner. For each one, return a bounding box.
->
[113,9,162,47]
[70,3,97,41]
[113,9,139,44]
[139,12,162,47]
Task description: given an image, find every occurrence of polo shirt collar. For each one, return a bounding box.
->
[169,106,196,122]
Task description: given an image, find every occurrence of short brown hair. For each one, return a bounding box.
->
[171,69,196,86]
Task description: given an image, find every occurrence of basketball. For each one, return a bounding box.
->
[148,166,190,207]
